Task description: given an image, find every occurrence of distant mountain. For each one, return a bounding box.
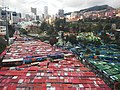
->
[80,5,114,12]
[64,5,115,15]
[64,12,71,16]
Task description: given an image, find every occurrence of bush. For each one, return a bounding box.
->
[37,36,50,42]
[67,34,78,44]
[8,25,15,37]
[49,37,58,46]
[0,38,6,54]
[20,28,27,35]
[77,32,101,45]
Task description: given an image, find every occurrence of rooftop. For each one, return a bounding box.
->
[0,36,111,90]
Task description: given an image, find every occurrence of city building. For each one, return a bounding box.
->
[30,7,38,20]
[25,14,33,21]
[0,7,2,19]
[36,15,40,20]
[0,8,22,36]
[31,7,37,15]
[17,13,22,18]
[58,9,64,17]
[44,6,48,18]
[0,19,6,36]
[9,12,21,24]
[116,8,120,17]
[47,16,56,25]
[26,24,38,33]
[65,8,120,21]
[105,11,114,18]
[42,14,44,19]
[0,8,21,24]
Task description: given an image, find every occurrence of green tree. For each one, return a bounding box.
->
[8,25,15,37]
[100,32,111,43]
[36,21,40,25]
[49,36,58,46]
[67,34,77,44]
[54,18,66,31]
[54,18,61,31]
[0,38,7,54]
[20,28,27,35]
[61,18,66,31]
[40,22,49,31]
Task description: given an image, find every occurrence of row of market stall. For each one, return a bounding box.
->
[0,36,111,90]
[67,43,120,89]
[84,44,120,89]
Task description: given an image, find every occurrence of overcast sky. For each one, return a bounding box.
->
[0,0,120,15]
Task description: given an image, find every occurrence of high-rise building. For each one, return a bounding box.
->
[58,9,64,17]
[10,12,21,24]
[44,6,48,18]
[25,14,31,21]
[6,11,11,21]
[0,7,21,24]
[42,14,44,19]
[31,7,37,15]
[36,15,39,20]
[17,13,22,18]
[0,7,2,19]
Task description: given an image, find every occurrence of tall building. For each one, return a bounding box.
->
[44,6,48,18]
[0,7,21,24]
[36,15,39,20]
[0,7,2,19]
[9,12,21,24]
[58,9,64,17]
[17,13,22,18]
[42,14,44,19]
[25,14,31,21]
[31,7,37,15]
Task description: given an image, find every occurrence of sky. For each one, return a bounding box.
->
[0,0,120,15]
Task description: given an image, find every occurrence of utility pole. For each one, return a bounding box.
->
[2,6,9,45]
[5,7,9,45]
[2,0,9,45]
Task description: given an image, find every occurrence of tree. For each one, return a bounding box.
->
[103,24,111,31]
[20,28,27,35]
[61,18,66,31]
[40,22,49,31]
[97,23,103,31]
[54,18,66,31]
[67,34,77,44]
[0,38,7,54]
[86,48,91,54]
[8,25,15,37]
[54,18,61,31]
[49,36,58,46]
[90,23,103,33]
[100,32,111,43]
[35,21,40,25]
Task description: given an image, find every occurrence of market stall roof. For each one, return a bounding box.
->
[2,58,23,63]
[0,36,112,90]
[116,29,120,32]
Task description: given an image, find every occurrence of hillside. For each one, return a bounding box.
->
[64,5,114,15]
[80,5,114,12]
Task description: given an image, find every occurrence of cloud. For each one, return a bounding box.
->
[0,0,120,15]
[62,0,120,13]
[112,0,120,8]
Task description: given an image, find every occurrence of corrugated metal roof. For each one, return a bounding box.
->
[0,37,111,90]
